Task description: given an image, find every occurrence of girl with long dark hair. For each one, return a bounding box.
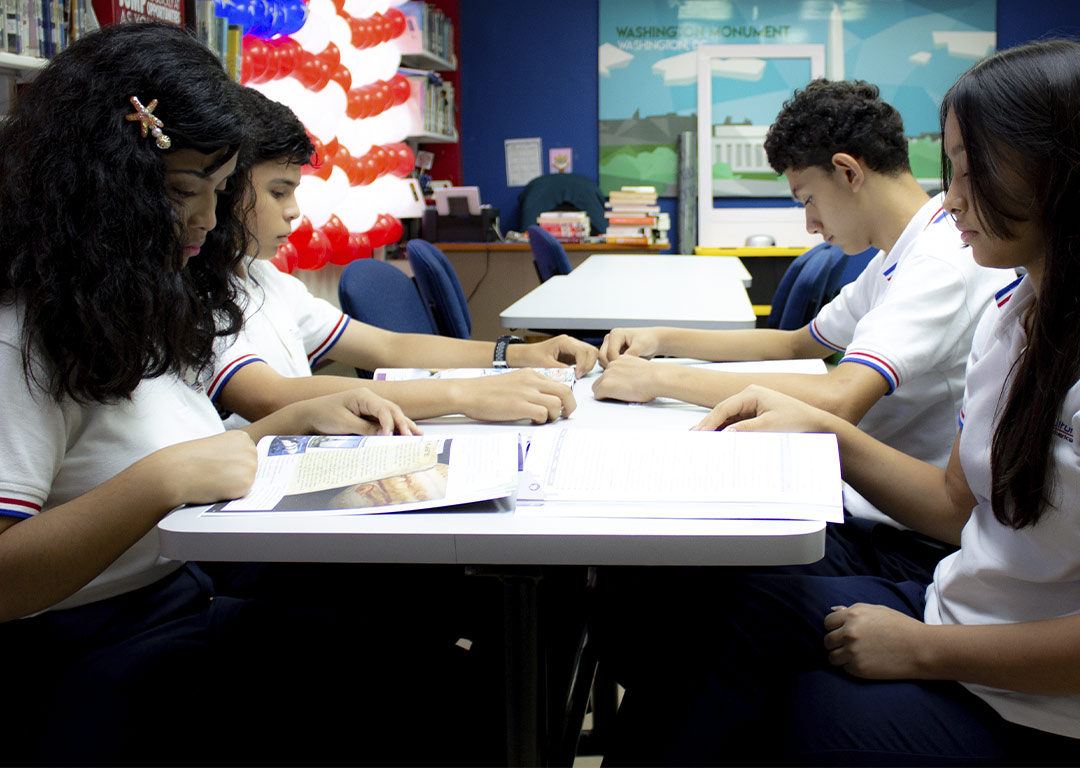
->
[0,22,419,765]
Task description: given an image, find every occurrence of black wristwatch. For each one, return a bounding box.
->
[493,335,525,368]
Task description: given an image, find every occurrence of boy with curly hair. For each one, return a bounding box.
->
[593,78,1009,545]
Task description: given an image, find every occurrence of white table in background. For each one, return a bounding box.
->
[159,361,830,767]
[569,254,752,288]
[500,268,755,333]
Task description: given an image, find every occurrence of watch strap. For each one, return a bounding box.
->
[493,335,525,367]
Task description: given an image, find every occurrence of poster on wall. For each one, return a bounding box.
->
[598,0,996,198]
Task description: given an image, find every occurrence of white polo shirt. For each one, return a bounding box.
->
[0,302,225,614]
[207,259,349,428]
[810,194,1014,524]
[925,275,1080,738]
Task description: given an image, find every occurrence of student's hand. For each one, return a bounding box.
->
[599,327,665,367]
[454,368,576,423]
[151,431,259,507]
[823,603,930,680]
[297,388,422,436]
[506,334,599,377]
[692,384,832,433]
[591,355,665,403]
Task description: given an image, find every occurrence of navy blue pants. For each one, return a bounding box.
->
[4,564,497,766]
[596,519,1078,765]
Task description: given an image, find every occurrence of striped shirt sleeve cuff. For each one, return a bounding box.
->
[0,495,42,520]
[207,354,265,402]
[839,352,900,394]
[308,314,350,368]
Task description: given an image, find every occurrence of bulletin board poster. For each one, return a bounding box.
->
[598,0,997,198]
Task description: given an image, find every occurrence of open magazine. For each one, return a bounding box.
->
[372,367,576,385]
[204,433,520,516]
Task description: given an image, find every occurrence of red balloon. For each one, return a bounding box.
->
[318,42,340,71]
[331,143,353,175]
[294,50,320,89]
[385,7,407,39]
[330,63,352,92]
[303,135,328,177]
[368,12,385,43]
[330,0,345,13]
[288,216,314,250]
[346,232,373,260]
[369,144,390,177]
[392,143,415,177]
[384,215,404,245]
[376,80,393,113]
[322,215,350,250]
[257,44,281,83]
[271,241,298,273]
[297,229,332,270]
[357,153,380,185]
[348,17,368,48]
[365,215,391,248]
[388,73,412,106]
[246,39,268,82]
[240,49,255,84]
[274,38,301,78]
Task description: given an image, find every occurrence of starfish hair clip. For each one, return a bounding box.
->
[125,96,172,150]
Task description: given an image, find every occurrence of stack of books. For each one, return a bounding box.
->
[603,186,670,246]
[536,210,590,243]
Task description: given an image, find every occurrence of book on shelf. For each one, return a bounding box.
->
[372,367,576,386]
[196,427,843,523]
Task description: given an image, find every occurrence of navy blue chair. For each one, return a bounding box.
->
[405,239,472,339]
[527,225,573,282]
[337,258,437,377]
[767,244,876,330]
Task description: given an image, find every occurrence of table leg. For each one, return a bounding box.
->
[499,568,546,767]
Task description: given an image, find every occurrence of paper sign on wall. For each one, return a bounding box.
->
[505,137,543,187]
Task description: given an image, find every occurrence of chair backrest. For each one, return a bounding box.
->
[405,239,473,339]
[526,225,573,282]
[337,258,437,335]
[767,243,847,330]
[517,173,607,234]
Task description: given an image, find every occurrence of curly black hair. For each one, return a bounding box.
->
[0,22,249,404]
[236,85,315,171]
[942,39,1080,530]
[763,79,910,176]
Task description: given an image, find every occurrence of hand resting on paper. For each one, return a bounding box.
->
[453,368,577,423]
[591,355,666,403]
[244,388,422,440]
[692,384,839,434]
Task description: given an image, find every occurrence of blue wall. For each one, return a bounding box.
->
[460,0,1080,251]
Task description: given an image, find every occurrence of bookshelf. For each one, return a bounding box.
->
[399,1,457,145]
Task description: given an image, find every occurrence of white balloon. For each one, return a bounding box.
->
[341,0,373,18]
[336,118,375,160]
[340,45,380,89]
[337,185,379,232]
[326,13,353,51]
[290,13,330,54]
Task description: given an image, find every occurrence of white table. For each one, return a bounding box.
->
[500,257,756,333]
[569,254,752,287]
[159,363,830,766]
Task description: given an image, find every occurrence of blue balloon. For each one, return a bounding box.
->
[277,0,308,37]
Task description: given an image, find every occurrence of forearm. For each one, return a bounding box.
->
[917,616,1080,695]
[656,327,813,361]
[825,416,967,543]
[341,332,496,370]
[0,459,180,622]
